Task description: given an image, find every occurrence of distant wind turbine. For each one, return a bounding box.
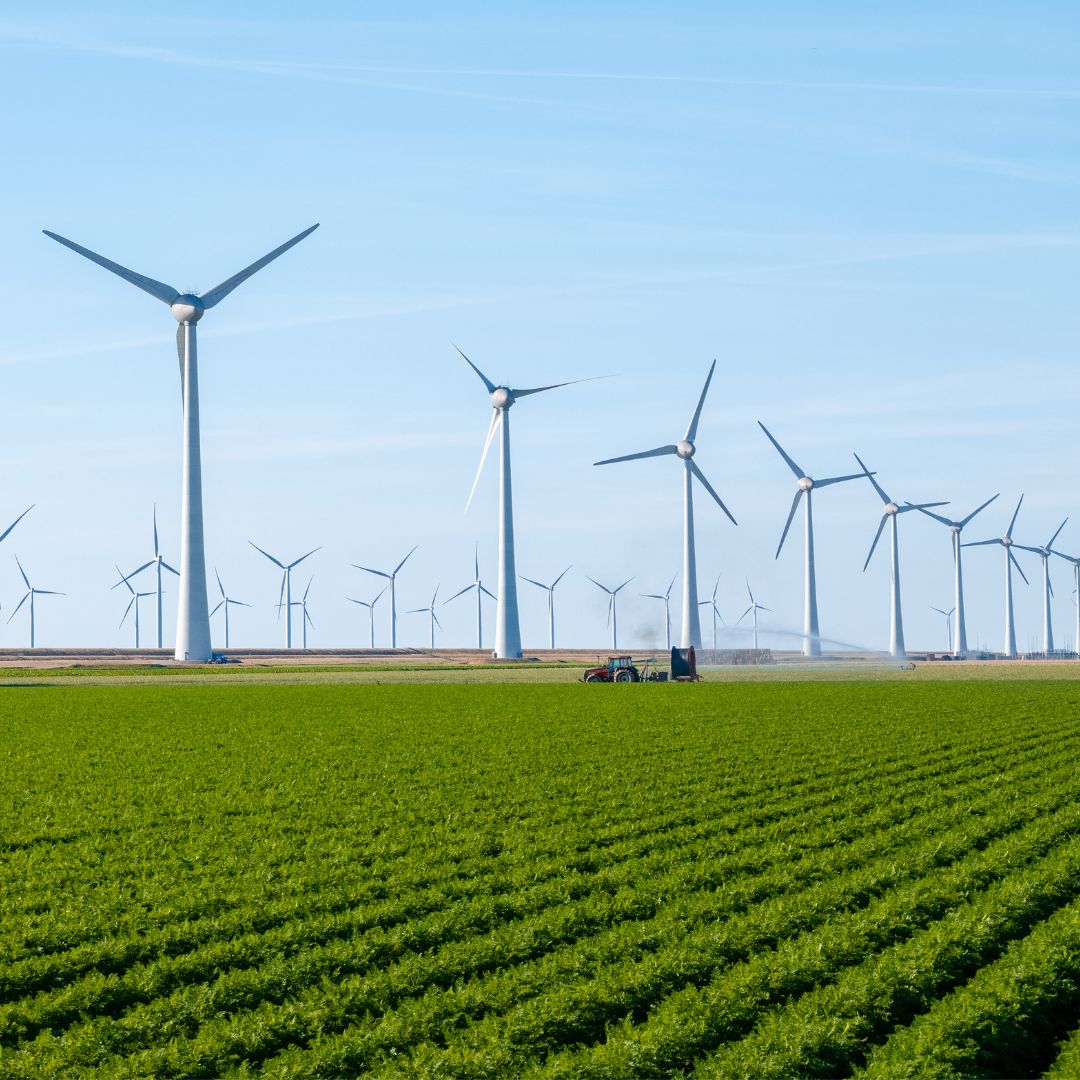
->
[759,422,865,657]
[641,574,677,650]
[1051,546,1080,658]
[594,360,736,649]
[519,566,572,650]
[445,544,497,649]
[209,568,250,649]
[409,586,442,649]
[588,576,633,651]
[44,224,319,660]
[115,564,155,647]
[737,580,771,650]
[116,506,179,649]
[698,575,724,650]
[249,541,319,649]
[856,452,947,658]
[912,494,999,656]
[346,586,387,648]
[457,344,595,659]
[962,495,1030,658]
[930,605,956,653]
[353,546,417,649]
[1015,517,1068,653]
[8,556,63,648]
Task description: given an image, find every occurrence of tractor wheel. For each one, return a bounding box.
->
[614,670,633,683]
[585,674,604,683]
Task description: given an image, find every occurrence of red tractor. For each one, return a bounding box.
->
[582,655,643,682]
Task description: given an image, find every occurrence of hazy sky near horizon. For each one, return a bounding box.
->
[1,3,1080,652]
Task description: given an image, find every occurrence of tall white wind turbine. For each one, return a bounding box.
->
[587,576,633,651]
[445,544,497,649]
[930,605,956,653]
[209,568,250,649]
[519,566,572,649]
[44,224,319,661]
[115,564,155,647]
[346,586,387,648]
[698,575,724,650]
[912,494,999,657]
[456,345,593,659]
[353,547,417,649]
[1014,517,1068,654]
[118,506,179,648]
[737,580,771,650]
[409,586,442,649]
[758,422,865,657]
[8,556,63,648]
[855,453,947,658]
[249,541,319,649]
[641,574,677,650]
[962,495,1029,658]
[594,360,736,649]
[1051,547,1080,657]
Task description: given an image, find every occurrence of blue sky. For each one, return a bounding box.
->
[1,3,1079,652]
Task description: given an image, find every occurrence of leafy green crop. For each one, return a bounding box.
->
[0,680,1078,1077]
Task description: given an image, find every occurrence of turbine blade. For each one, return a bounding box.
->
[587,575,610,594]
[287,548,321,570]
[210,600,224,616]
[519,575,546,589]
[305,610,315,629]
[303,575,313,601]
[1050,576,1055,599]
[812,471,867,489]
[6,591,29,623]
[930,606,947,615]
[120,596,135,626]
[775,490,803,559]
[393,545,419,575]
[666,574,677,597]
[161,562,180,577]
[1048,517,1069,550]
[689,461,737,525]
[552,565,572,587]
[594,445,679,467]
[480,585,497,600]
[758,605,773,613]
[512,376,605,398]
[278,573,286,610]
[0,505,33,546]
[746,579,754,603]
[863,514,888,572]
[1010,550,1030,585]
[432,611,443,631]
[176,324,186,402]
[14,554,29,590]
[198,224,319,309]
[465,410,501,512]
[444,584,474,604]
[249,541,285,569]
[606,594,613,628]
[736,605,753,624]
[345,597,367,607]
[615,578,634,593]
[112,560,154,589]
[452,343,496,394]
[896,501,949,513]
[153,504,160,557]
[757,421,803,478]
[1006,494,1024,540]
[352,564,391,580]
[373,586,388,604]
[958,493,999,529]
[1012,544,1043,555]
[474,542,479,581]
[42,231,179,305]
[853,452,891,505]
[684,359,716,442]
[114,565,135,595]
[642,593,665,600]
[961,538,1003,547]
[215,567,225,599]
[912,505,954,527]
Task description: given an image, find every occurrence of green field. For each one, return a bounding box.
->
[3,680,1080,1077]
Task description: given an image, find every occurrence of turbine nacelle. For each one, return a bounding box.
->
[885,502,899,516]
[491,386,512,410]
[171,295,204,323]
[675,439,695,459]
[797,476,813,492]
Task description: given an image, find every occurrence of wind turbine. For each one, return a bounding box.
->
[115,564,155,647]
[758,422,866,657]
[587,576,633,651]
[116,506,180,649]
[346,586,387,648]
[408,586,442,649]
[856,452,947,658]
[457,344,594,659]
[962,495,1030,658]
[209,568,250,649]
[8,556,63,648]
[296,576,315,649]
[519,566,572,650]
[594,360,736,649]
[444,544,497,649]
[930,605,956,653]
[641,574,677,650]
[1051,547,1080,658]
[737,580,771,650]
[249,541,319,649]
[44,223,319,661]
[353,546,417,649]
[1014,517,1068,654]
[911,494,999,657]
[698,575,724,650]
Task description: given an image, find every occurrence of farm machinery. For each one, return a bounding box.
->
[581,647,700,683]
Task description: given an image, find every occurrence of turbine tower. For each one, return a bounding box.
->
[587,576,633,650]
[641,574,677,650]
[698,575,724,650]
[445,544,497,649]
[346,586,387,648]
[912,494,999,656]
[8,556,63,648]
[119,506,179,648]
[249,542,319,649]
[930,605,956,653]
[209,568,250,649]
[408,586,442,649]
[44,223,319,661]
[1015,517,1067,654]
[115,564,155,647]
[758,422,865,657]
[737,580,771,650]
[1051,547,1080,658]
[962,495,1029,658]
[519,566,572,650]
[594,360,736,649]
[856,452,947,658]
[456,344,592,659]
[353,546,417,649]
